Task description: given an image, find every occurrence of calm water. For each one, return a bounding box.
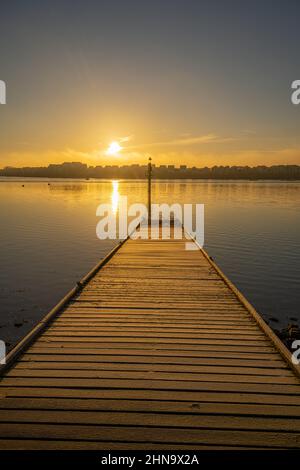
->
[0,178,299,349]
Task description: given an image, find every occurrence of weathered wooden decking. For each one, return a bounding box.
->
[0,225,300,449]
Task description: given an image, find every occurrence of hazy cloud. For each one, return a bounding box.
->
[127,133,235,150]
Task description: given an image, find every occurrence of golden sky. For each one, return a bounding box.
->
[3,132,300,168]
[1,1,300,168]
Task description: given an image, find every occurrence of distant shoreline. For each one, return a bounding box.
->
[1,162,300,181]
[1,176,300,182]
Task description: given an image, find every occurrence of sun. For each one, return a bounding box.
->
[106,141,122,156]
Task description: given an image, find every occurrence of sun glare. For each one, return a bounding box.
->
[106,141,122,156]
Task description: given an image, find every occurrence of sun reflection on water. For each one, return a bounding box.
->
[111,180,119,215]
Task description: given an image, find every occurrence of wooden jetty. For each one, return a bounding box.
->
[0,224,300,449]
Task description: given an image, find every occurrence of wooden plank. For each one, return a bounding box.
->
[34,339,276,353]
[1,397,300,418]
[62,310,251,317]
[41,331,267,340]
[2,377,299,395]
[6,369,298,385]
[20,353,286,368]
[53,318,254,324]
[13,361,292,376]
[1,409,300,432]
[96,270,220,280]
[45,329,263,337]
[0,440,258,450]
[69,302,243,308]
[47,325,260,333]
[2,387,300,406]
[23,349,284,363]
[0,424,298,448]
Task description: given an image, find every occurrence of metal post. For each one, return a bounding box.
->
[147,156,152,222]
